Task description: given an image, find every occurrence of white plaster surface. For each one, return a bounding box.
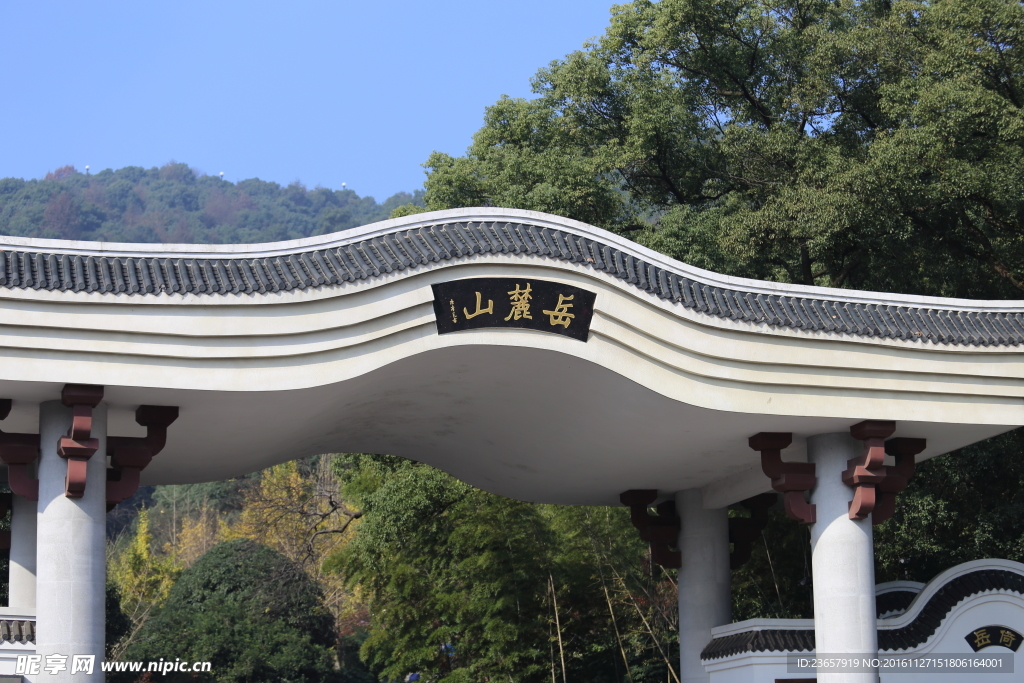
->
[8,495,37,612]
[809,433,879,683]
[0,641,39,678]
[34,402,106,682]
[676,489,731,683]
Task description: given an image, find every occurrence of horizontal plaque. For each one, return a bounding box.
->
[966,625,1022,652]
[432,277,596,342]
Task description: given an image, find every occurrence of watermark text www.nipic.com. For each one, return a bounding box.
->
[16,654,213,676]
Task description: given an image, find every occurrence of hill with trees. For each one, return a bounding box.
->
[0,163,423,245]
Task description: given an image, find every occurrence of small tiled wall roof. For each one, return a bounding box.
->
[0,619,34,644]
[701,567,1024,660]
[876,590,920,618]
[2,220,1023,347]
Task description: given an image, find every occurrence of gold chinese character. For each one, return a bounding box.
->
[504,283,533,321]
[449,298,458,323]
[463,291,494,319]
[999,629,1018,648]
[542,294,575,327]
[973,628,992,648]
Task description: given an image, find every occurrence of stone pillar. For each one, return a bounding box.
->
[675,489,731,683]
[36,400,107,681]
[808,433,878,683]
[9,494,38,612]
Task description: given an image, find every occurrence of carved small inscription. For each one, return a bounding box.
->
[966,626,1022,652]
[431,278,596,342]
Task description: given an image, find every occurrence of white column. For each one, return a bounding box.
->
[9,494,38,612]
[36,401,107,682]
[675,489,731,683]
[808,433,878,683]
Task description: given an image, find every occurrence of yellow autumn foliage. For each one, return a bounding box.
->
[107,510,181,657]
[225,458,366,631]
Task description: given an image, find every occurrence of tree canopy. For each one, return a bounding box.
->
[120,539,340,683]
[421,0,1024,299]
[0,163,422,245]
[330,454,679,683]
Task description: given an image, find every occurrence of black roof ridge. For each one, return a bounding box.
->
[700,567,1024,660]
[0,219,1021,347]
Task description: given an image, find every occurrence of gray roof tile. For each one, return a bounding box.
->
[0,219,1020,347]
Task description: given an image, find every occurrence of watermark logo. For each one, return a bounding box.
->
[71,655,96,675]
[43,654,68,675]
[15,655,41,675]
[788,653,1014,674]
[17,654,208,676]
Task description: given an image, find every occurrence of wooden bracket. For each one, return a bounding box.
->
[844,421,897,520]
[57,384,104,498]
[106,405,179,510]
[872,437,926,524]
[0,399,40,500]
[620,489,681,569]
[728,493,777,569]
[750,432,816,524]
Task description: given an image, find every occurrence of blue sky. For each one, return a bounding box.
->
[0,1,613,202]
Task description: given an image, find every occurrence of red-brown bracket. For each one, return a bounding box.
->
[845,421,897,520]
[728,493,777,569]
[106,405,179,509]
[750,432,816,524]
[620,490,681,569]
[872,437,926,525]
[57,384,104,498]
[0,399,40,500]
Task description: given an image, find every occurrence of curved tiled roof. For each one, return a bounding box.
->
[876,589,920,618]
[2,217,1023,347]
[700,568,1024,660]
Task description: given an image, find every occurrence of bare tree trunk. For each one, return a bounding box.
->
[602,580,635,683]
[611,567,681,683]
[549,573,567,683]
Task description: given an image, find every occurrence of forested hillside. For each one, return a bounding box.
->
[0,163,423,245]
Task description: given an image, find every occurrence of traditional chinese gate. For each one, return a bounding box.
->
[1,207,1023,683]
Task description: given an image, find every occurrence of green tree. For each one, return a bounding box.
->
[423,0,1024,300]
[121,539,340,683]
[730,510,814,620]
[106,582,131,659]
[875,429,1024,582]
[330,455,679,683]
[542,505,679,682]
[330,454,552,682]
[107,510,181,657]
